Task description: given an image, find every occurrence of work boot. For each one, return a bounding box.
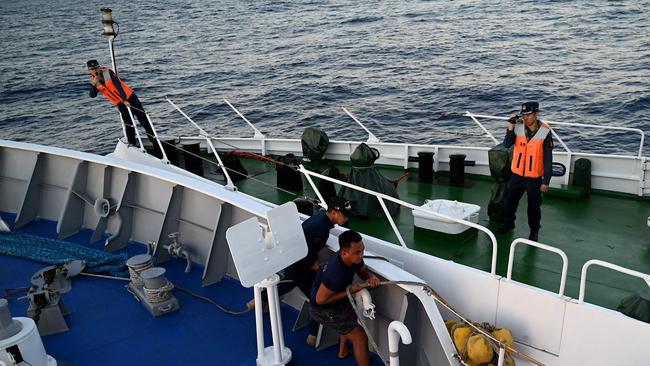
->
[246,298,256,310]
[528,230,539,242]
[246,298,269,312]
[306,334,317,347]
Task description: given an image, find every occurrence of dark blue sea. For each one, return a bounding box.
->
[1,0,649,156]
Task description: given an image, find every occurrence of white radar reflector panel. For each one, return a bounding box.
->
[226,202,308,288]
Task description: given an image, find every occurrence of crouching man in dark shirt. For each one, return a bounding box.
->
[310,230,380,365]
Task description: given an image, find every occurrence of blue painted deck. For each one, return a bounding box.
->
[0,212,382,365]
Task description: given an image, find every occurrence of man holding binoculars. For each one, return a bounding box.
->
[501,101,554,241]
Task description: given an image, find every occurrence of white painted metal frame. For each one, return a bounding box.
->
[166,98,236,190]
[143,112,169,164]
[507,238,569,297]
[342,107,380,143]
[578,259,650,303]
[223,99,267,155]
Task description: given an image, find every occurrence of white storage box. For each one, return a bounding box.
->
[412,199,480,234]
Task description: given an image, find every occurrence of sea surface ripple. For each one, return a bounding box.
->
[1,0,649,155]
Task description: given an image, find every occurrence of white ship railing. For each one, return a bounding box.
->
[578,259,650,304]
[507,238,569,297]
[167,98,236,189]
[298,164,500,276]
[465,112,646,158]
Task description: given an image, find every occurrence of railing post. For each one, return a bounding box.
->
[299,164,327,210]
[126,106,145,151]
[465,111,499,144]
[166,98,236,190]
[507,238,569,297]
[144,112,169,163]
[579,259,650,303]
[342,107,380,143]
[223,99,266,140]
[377,196,407,248]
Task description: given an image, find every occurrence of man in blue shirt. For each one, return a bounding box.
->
[247,196,352,345]
[310,230,380,366]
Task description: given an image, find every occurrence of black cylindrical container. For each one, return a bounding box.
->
[182,143,204,177]
[449,154,466,186]
[417,151,434,182]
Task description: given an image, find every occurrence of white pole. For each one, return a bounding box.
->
[166,98,236,189]
[266,279,283,363]
[223,99,265,139]
[106,35,129,143]
[465,111,499,144]
[342,107,380,143]
[144,112,169,163]
[254,285,265,358]
[126,106,145,151]
[388,321,412,366]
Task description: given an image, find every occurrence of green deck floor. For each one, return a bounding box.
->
[210,156,650,311]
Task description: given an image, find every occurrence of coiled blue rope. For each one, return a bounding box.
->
[0,231,128,277]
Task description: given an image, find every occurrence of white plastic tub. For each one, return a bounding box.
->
[412,199,480,234]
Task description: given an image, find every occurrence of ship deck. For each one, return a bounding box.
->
[227,156,650,311]
[0,213,383,365]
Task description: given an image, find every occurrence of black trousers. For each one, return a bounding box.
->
[116,94,156,147]
[504,174,542,232]
[262,266,319,336]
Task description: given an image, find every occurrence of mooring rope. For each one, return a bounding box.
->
[0,231,128,277]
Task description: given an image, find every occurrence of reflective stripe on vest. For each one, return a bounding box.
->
[96,67,133,105]
[511,122,550,178]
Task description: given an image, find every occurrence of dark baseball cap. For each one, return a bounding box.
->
[328,196,353,217]
[520,102,540,115]
[87,59,100,69]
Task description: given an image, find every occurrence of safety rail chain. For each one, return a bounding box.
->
[297,165,499,276]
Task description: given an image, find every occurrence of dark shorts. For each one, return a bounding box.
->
[310,302,358,335]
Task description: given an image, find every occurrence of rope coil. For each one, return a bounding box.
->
[126,255,153,287]
[143,280,175,303]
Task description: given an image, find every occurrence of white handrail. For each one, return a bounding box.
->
[578,259,650,303]
[223,99,266,140]
[464,112,572,153]
[166,98,236,190]
[466,112,646,157]
[507,238,569,297]
[465,111,499,144]
[342,107,380,143]
[297,165,499,275]
[125,106,145,152]
[377,196,407,248]
[144,112,169,164]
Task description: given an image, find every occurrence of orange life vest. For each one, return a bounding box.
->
[96,67,133,105]
[511,121,551,178]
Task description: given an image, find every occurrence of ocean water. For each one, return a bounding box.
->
[1,0,649,155]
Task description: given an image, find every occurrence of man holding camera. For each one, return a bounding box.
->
[501,101,553,241]
[87,59,158,151]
